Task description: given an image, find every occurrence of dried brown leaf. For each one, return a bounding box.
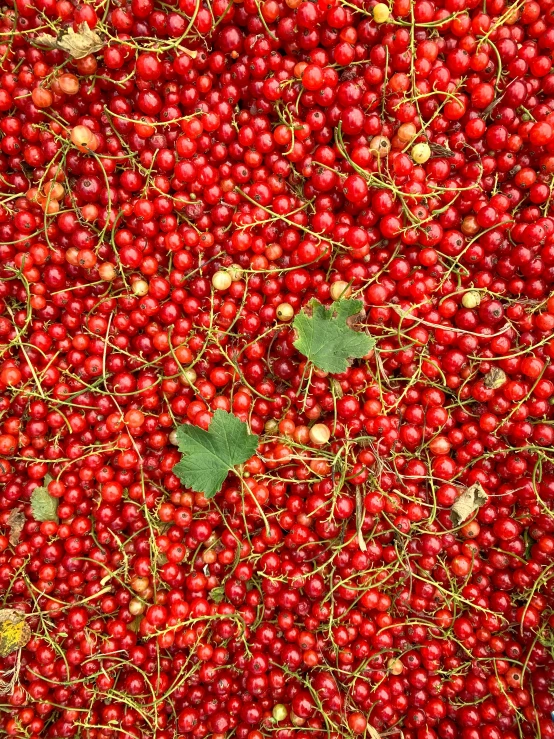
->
[484,367,507,389]
[451,483,488,527]
[58,23,104,58]
[0,677,14,695]
[429,143,455,158]
[7,510,25,546]
[34,22,104,59]
[0,609,31,657]
[355,486,367,552]
[177,46,198,59]
[33,33,59,50]
[345,305,366,329]
[0,652,21,695]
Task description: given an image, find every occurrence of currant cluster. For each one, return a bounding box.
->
[0,0,553,737]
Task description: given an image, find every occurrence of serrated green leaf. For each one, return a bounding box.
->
[30,485,58,522]
[172,410,259,498]
[293,299,375,374]
[209,586,225,603]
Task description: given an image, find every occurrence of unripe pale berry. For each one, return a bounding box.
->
[309,423,331,445]
[462,290,481,309]
[370,135,391,158]
[265,419,279,434]
[212,270,232,291]
[290,713,305,727]
[181,368,197,385]
[272,704,288,722]
[373,2,390,22]
[98,263,116,281]
[330,281,352,300]
[44,181,65,200]
[228,264,243,281]
[388,658,404,675]
[397,122,417,142]
[70,124,98,152]
[131,576,150,593]
[132,279,149,296]
[58,73,80,95]
[129,598,146,615]
[411,142,431,164]
[276,303,294,321]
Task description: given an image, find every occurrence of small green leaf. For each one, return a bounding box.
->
[209,586,225,603]
[173,410,259,499]
[293,299,375,374]
[31,485,58,522]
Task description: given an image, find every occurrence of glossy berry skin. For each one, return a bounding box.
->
[0,0,553,739]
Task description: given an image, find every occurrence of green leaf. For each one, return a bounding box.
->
[172,410,259,499]
[209,586,225,603]
[293,299,375,374]
[31,485,58,522]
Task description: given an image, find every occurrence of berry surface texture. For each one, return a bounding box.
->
[1,0,554,738]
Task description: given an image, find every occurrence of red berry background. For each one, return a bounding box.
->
[0,0,554,737]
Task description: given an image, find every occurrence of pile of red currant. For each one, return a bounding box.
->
[0,0,553,736]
